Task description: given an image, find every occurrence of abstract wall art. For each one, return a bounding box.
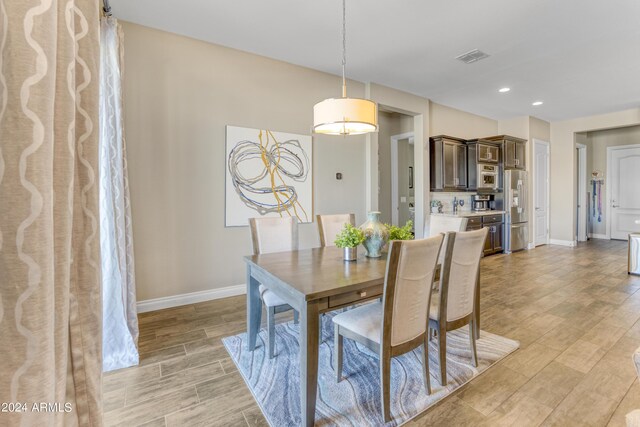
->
[225,126,313,226]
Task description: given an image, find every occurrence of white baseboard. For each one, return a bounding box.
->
[589,233,609,240]
[527,242,536,250]
[549,239,577,247]
[137,284,246,313]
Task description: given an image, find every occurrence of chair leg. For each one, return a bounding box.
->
[334,324,343,382]
[423,336,431,395]
[293,309,299,324]
[381,355,392,423]
[437,327,447,386]
[469,320,478,367]
[267,306,275,359]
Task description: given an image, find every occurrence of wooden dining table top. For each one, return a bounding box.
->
[244,246,389,301]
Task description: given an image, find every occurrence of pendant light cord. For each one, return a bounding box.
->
[341,0,347,98]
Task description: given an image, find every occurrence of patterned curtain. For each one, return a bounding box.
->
[0,0,103,426]
[99,16,139,372]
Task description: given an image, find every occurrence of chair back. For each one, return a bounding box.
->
[317,214,356,247]
[440,228,488,322]
[425,215,469,265]
[382,235,444,347]
[248,217,298,255]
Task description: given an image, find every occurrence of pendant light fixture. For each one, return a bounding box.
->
[313,0,378,136]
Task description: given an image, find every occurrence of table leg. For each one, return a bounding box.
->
[300,300,320,427]
[246,266,262,351]
[474,267,480,339]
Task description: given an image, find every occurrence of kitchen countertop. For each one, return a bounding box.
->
[432,210,505,218]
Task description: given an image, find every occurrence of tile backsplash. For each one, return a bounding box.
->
[429,192,477,213]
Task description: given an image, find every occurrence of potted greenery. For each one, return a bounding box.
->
[430,200,442,213]
[387,220,414,241]
[334,223,366,262]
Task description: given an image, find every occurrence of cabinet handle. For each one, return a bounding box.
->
[360,291,367,297]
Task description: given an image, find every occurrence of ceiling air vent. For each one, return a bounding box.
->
[455,49,490,64]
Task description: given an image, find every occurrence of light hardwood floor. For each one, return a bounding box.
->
[104,239,640,426]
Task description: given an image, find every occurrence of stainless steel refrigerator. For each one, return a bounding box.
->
[505,169,528,253]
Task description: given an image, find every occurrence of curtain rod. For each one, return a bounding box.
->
[103,0,112,16]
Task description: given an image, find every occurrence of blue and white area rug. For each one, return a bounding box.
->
[222,311,519,426]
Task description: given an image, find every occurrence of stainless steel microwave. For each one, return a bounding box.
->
[478,164,498,190]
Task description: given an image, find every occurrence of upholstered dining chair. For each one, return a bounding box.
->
[332,234,444,422]
[316,213,356,247]
[428,228,488,386]
[248,217,299,358]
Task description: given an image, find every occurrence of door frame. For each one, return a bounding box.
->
[576,143,587,241]
[390,132,415,226]
[532,139,550,246]
[606,143,640,239]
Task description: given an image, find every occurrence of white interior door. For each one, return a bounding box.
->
[609,145,640,240]
[534,141,549,246]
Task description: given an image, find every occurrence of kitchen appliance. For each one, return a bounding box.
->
[477,164,499,191]
[504,169,528,253]
[466,139,502,192]
[472,194,494,211]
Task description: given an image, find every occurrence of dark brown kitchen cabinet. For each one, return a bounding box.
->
[484,135,527,170]
[430,135,467,191]
[465,214,503,256]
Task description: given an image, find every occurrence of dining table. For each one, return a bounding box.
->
[245,245,481,427]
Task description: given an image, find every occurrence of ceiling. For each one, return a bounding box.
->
[109,0,640,122]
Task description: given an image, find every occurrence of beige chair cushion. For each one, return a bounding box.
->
[445,228,487,322]
[389,236,442,346]
[627,409,640,427]
[332,302,382,345]
[249,217,298,254]
[318,214,354,247]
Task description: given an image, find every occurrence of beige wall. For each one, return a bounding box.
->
[122,22,369,301]
[430,102,498,139]
[550,108,640,243]
[585,125,640,236]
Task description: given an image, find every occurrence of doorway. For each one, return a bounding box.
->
[391,133,415,228]
[576,143,588,242]
[533,139,550,246]
[607,144,640,240]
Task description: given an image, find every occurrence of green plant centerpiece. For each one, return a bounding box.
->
[387,220,414,241]
[334,223,365,262]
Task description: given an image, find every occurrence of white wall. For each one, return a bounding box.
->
[122,22,368,301]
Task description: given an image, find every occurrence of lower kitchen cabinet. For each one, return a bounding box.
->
[465,214,504,256]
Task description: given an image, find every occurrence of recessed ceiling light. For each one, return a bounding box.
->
[532,101,544,106]
[499,87,511,93]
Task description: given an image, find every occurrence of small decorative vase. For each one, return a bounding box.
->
[431,206,439,213]
[343,247,357,262]
[360,211,389,258]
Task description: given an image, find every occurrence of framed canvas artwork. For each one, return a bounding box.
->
[225,126,313,226]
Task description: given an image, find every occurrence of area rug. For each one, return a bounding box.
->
[222,311,519,426]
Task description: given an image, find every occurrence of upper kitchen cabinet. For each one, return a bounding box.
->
[430,135,467,191]
[484,135,527,170]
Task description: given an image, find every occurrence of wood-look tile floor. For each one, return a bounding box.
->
[104,239,640,426]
